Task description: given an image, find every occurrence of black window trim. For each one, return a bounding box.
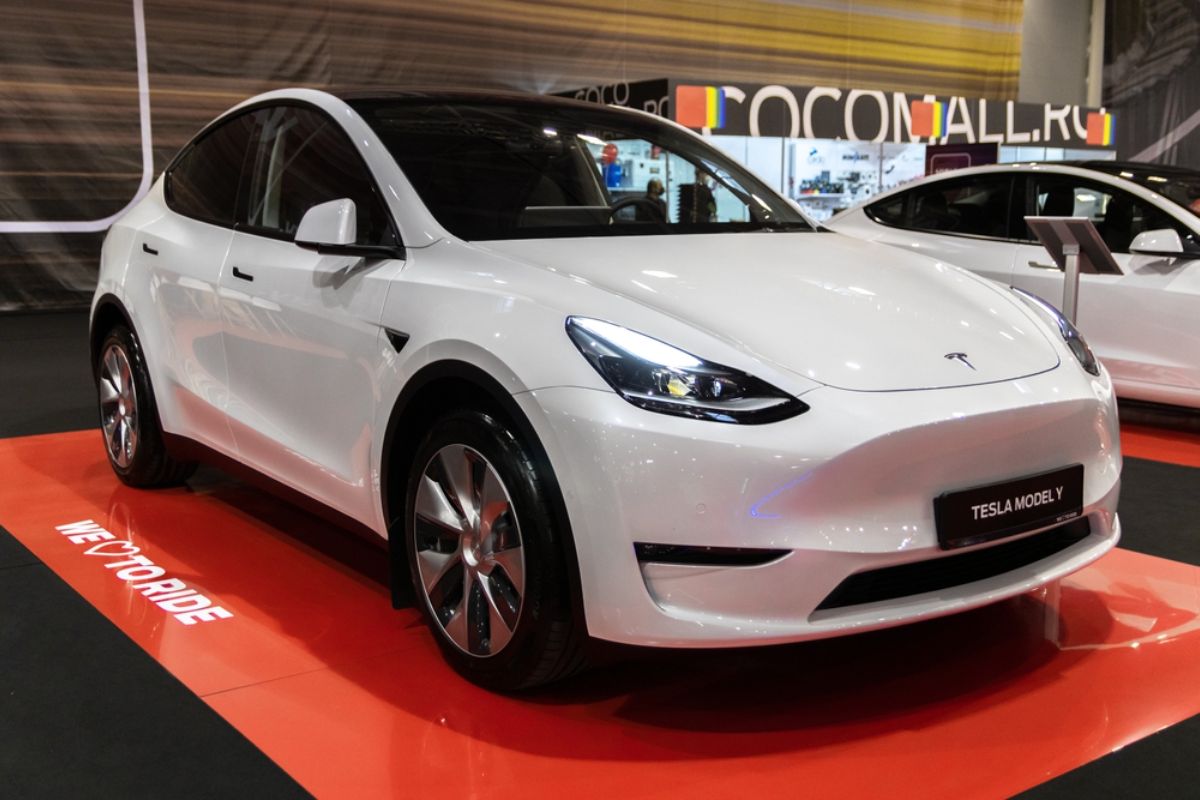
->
[232,221,294,243]
[861,192,907,228]
[164,98,405,251]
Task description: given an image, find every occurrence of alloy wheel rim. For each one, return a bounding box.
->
[99,343,139,469]
[414,443,525,657]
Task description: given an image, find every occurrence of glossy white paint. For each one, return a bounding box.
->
[480,234,1062,392]
[519,364,1119,645]
[830,163,1200,409]
[94,89,1122,648]
[123,182,239,457]
[295,198,357,246]
[218,229,405,522]
[1130,227,1184,255]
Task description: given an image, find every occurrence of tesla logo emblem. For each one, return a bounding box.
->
[945,352,976,370]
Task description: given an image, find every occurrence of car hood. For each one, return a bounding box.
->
[479,232,1060,391]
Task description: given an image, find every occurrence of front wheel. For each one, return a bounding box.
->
[96,324,196,487]
[405,409,585,690]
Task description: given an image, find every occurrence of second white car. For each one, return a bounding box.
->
[830,161,1200,410]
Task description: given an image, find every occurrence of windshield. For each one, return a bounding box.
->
[351,99,813,241]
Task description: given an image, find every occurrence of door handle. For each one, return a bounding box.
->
[141,242,158,256]
[1027,260,1062,271]
[231,266,254,282]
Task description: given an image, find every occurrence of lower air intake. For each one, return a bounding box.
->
[815,517,1092,612]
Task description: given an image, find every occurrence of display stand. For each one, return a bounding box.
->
[1024,216,1122,323]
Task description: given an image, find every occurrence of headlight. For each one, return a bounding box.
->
[565,317,808,424]
[1010,288,1100,376]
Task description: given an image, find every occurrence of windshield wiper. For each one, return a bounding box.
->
[757,219,817,232]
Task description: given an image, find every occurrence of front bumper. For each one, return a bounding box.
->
[517,366,1122,647]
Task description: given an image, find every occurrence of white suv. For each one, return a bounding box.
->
[91,89,1121,689]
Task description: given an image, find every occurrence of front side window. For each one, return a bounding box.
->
[1028,175,1200,254]
[240,106,395,245]
[864,194,905,226]
[166,112,256,225]
[1087,165,1200,218]
[886,175,1012,238]
[349,100,813,241]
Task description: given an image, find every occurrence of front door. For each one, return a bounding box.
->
[217,104,405,522]
[143,110,260,456]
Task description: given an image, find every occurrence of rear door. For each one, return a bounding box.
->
[1011,172,1200,399]
[217,103,405,521]
[138,111,258,456]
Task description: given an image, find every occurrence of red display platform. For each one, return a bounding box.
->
[2,429,1199,798]
[1122,423,1200,468]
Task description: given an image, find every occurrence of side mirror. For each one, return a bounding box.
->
[294,198,405,260]
[296,198,356,246]
[1129,228,1185,257]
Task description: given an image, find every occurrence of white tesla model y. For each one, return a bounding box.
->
[91,89,1121,690]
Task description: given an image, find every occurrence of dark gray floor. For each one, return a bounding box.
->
[1017,713,1200,800]
[2,309,1198,798]
[0,310,97,436]
[1116,456,1200,565]
[0,310,309,799]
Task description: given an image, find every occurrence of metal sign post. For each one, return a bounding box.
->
[1062,242,1081,322]
[1024,216,1122,324]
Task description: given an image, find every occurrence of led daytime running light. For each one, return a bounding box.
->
[566,317,808,424]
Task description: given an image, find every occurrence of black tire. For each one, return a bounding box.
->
[404,409,586,691]
[95,323,196,487]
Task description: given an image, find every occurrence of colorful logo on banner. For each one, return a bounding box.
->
[676,85,727,129]
[1086,112,1113,146]
[910,100,946,138]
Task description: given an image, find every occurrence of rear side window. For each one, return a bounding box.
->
[894,175,1012,239]
[166,112,256,226]
[240,106,395,246]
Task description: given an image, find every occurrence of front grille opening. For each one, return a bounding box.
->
[815,517,1092,612]
[634,542,790,567]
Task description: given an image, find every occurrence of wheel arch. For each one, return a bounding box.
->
[89,294,135,378]
[380,360,584,621]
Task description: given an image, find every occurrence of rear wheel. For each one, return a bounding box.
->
[96,324,196,487]
[405,409,586,690]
